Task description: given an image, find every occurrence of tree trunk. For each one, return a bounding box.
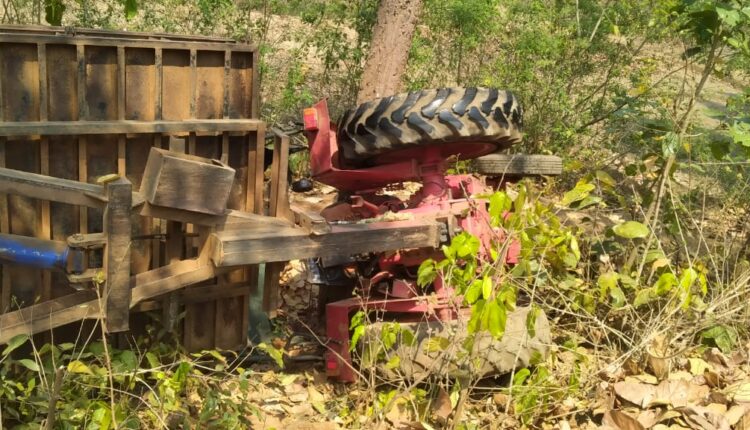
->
[356,0,423,104]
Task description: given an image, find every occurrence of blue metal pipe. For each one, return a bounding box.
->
[0,233,69,271]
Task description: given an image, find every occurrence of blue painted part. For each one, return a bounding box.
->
[0,234,69,271]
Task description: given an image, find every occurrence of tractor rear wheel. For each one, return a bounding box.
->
[337,87,523,166]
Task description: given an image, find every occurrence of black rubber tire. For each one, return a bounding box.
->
[474,154,563,176]
[337,87,523,166]
[363,307,551,380]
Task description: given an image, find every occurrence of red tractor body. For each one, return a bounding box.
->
[303,99,520,381]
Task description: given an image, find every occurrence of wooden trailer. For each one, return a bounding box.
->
[0,25,439,350]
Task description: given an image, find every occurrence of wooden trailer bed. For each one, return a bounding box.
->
[0,25,441,349]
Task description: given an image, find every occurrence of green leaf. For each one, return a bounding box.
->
[597,271,620,302]
[730,122,750,147]
[487,300,507,340]
[716,6,740,27]
[145,352,160,369]
[2,334,28,357]
[514,184,527,214]
[465,279,482,304]
[634,288,656,307]
[609,286,626,308]
[417,260,437,287]
[385,356,400,370]
[613,221,650,239]
[349,326,365,352]
[17,359,40,372]
[513,368,531,386]
[701,325,738,353]
[489,192,511,225]
[68,360,94,375]
[115,350,138,372]
[424,336,450,353]
[569,235,581,260]
[654,272,677,295]
[257,343,285,368]
[595,170,616,187]
[525,305,539,338]
[561,180,595,207]
[44,0,65,25]
[661,132,679,157]
[467,300,485,334]
[482,275,492,300]
[124,0,138,20]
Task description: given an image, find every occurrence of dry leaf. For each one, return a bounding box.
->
[726,405,750,426]
[737,410,750,430]
[703,370,720,388]
[703,403,727,415]
[636,409,659,428]
[703,348,729,367]
[676,405,730,430]
[603,410,645,430]
[667,371,693,381]
[432,388,453,425]
[614,380,708,409]
[648,354,670,380]
[627,374,659,384]
[688,358,713,376]
[728,382,750,403]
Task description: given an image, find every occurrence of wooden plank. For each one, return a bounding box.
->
[0,33,256,52]
[291,204,330,235]
[77,44,88,236]
[196,50,224,119]
[223,50,230,120]
[248,124,265,214]
[78,137,88,233]
[39,139,52,302]
[162,49,191,120]
[47,45,77,121]
[37,43,48,121]
[0,291,100,344]
[182,282,247,303]
[38,43,52,304]
[0,119,262,136]
[0,139,9,312]
[86,46,117,120]
[228,51,253,119]
[0,257,219,343]
[117,46,125,120]
[154,47,163,120]
[116,47,127,177]
[251,50,259,118]
[140,147,235,215]
[0,43,39,121]
[104,178,132,332]
[130,259,217,305]
[211,219,441,267]
[269,129,289,217]
[125,48,156,120]
[189,48,197,119]
[0,167,144,209]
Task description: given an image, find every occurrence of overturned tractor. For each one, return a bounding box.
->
[0,26,560,382]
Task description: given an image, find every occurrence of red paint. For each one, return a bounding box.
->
[304,100,522,382]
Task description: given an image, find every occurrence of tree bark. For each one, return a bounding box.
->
[357,0,423,104]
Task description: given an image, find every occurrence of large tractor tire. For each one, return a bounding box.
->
[363,306,551,380]
[473,153,563,177]
[337,87,523,166]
